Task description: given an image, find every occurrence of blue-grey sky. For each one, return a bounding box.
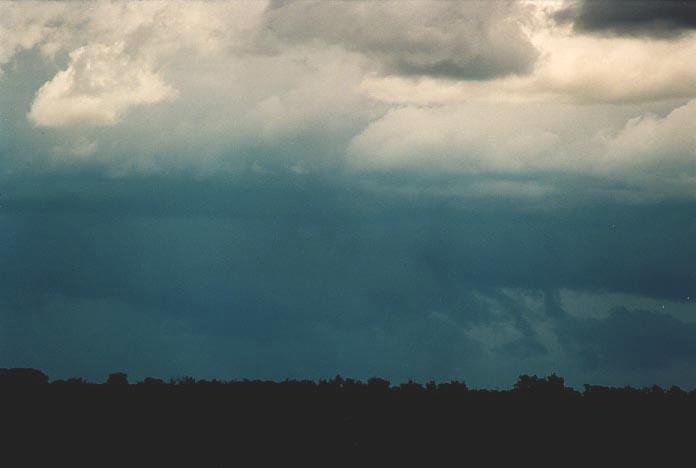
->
[1,0,695,388]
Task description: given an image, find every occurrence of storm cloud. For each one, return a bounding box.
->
[556,0,696,38]
[1,1,695,388]
[1,174,695,386]
[263,0,539,80]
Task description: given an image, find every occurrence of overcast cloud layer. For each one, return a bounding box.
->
[1,1,695,387]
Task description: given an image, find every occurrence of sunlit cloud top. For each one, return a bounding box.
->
[0,1,693,199]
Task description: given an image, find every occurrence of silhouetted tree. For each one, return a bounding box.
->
[65,377,88,385]
[0,368,48,385]
[106,372,128,385]
[367,377,391,391]
[513,373,572,396]
[141,377,165,385]
[171,376,196,385]
[1,367,693,467]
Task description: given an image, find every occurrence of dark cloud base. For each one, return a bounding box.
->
[557,0,696,38]
[1,174,695,387]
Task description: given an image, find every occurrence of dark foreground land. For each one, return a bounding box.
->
[1,368,694,466]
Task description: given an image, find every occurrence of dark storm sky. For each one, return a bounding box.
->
[1,0,695,387]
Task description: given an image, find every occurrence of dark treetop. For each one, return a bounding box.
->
[1,368,693,467]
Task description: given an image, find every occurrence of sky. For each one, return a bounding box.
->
[1,0,695,388]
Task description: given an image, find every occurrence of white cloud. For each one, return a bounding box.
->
[347,104,565,173]
[28,42,177,127]
[347,97,696,198]
[11,1,268,127]
[604,99,696,169]
[531,31,696,104]
[1,1,695,199]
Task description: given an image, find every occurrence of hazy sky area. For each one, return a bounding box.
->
[1,0,695,388]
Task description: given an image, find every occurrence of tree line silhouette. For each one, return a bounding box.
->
[1,368,693,466]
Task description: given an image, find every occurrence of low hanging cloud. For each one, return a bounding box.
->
[558,306,696,373]
[2,193,695,385]
[28,43,177,128]
[264,0,539,80]
[556,0,696,38]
